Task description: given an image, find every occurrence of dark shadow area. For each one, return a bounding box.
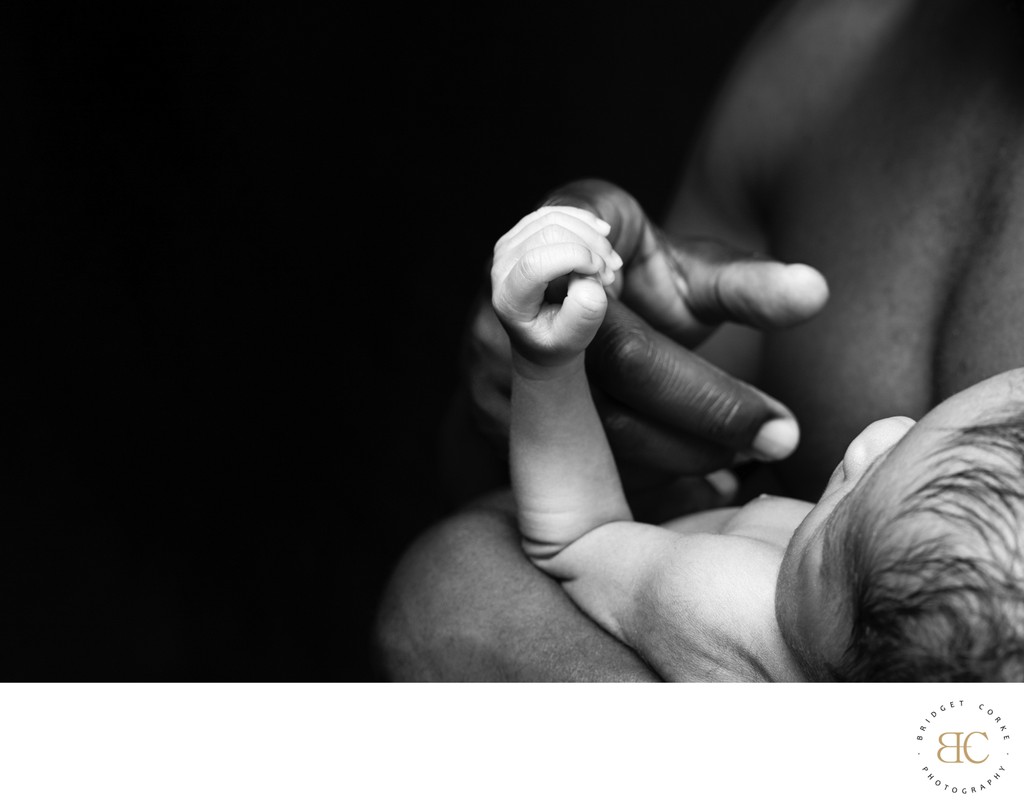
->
[5,0,775,680]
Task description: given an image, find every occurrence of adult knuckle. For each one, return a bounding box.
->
[694,386,756,439]
[600,323,655,373]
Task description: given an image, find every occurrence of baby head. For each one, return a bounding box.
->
[775,368,1024,682]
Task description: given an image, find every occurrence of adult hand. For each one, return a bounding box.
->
[462,178,828,506]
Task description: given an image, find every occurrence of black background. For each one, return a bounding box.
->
[6,1,776,681]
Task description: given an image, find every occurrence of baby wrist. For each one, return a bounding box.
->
[510,349,586,382]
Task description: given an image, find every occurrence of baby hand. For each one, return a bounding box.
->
[490,206,623,368]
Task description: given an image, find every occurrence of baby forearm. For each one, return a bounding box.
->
[490,205,628,567]
[510,353,632,560]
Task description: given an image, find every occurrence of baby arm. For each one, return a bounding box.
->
[491,209,778,679]
[490,206,629,555]
[490,207,686,655]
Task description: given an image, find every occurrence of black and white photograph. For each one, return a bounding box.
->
[5,0,1024,802]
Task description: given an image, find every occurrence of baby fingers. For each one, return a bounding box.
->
[496,205,610,248]
[493,242,608,323]
[495,211,622,272]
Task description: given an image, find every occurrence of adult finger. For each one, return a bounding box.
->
[541,179,649,265]
[681,240,828,328]
[587,298,800,460]
[623,234,829,345]
[591,388,738,475]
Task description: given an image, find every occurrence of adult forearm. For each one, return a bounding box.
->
[374,491,658,682]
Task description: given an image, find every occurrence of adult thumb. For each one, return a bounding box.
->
[623,234,829,345]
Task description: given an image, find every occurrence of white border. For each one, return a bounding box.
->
[0,683,1020,806]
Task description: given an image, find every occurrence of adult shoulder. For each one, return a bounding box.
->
[666,0,917,245]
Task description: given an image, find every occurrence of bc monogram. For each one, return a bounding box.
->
[917,701,1011,795]
[936,732,989,764]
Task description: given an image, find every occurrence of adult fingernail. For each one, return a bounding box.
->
[751,417,799,461]
[706,468,739,500]
[595,218,612,234]
[609,250,623,270]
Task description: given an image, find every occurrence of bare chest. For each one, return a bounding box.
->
[761,70,1024,496]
